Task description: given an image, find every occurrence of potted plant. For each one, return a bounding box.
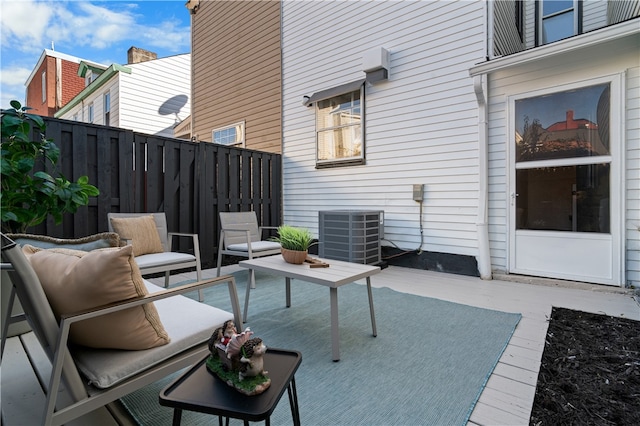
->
[271,225,314,264]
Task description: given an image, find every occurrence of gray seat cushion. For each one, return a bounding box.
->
[227,241,281,252]
[72,280,232,389]
[134,252,197,269]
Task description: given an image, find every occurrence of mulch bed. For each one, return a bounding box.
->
[530,307,640,425]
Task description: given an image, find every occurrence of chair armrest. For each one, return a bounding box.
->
[167,232,200,258]
[259,226,279,238]
[168,232,197,238]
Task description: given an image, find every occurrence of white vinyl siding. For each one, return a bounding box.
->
[119,54,191,138]
[57,55,189,138]
[626,65,640,287]
[484,32,639,285]
[582,0,607,32]
[282,0,485,257]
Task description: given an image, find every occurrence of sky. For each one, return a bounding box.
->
[0,0,191,108]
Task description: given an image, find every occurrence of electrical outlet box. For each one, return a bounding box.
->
[413,184,423,201]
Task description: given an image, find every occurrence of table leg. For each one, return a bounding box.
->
[172,408,182,426]
[288,376,301,426]
[366,277,377,337]
[286,277,291,308]
[330,287,340,361]
[243,270,252,321]
[250,268,256,289]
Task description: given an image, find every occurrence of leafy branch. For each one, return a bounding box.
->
[1,100,99,233]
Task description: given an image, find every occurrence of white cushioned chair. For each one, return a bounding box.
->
[108,212,204,301]
[216,211,281,316]
[0,233,242,426]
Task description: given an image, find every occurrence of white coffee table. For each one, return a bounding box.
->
[239,255,381,361]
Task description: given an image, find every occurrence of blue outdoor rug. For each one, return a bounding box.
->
[120,270,521,425]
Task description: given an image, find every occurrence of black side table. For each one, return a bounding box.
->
[159,349,302,426]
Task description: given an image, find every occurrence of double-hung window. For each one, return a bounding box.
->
[104,92,111,126]
[314,83,364,168]
[538,0,579,45]
[212,121,245,147]
[88,103,94,123]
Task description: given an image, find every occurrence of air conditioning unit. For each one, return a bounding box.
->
[319,210,384,265]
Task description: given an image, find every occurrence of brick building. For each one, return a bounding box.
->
[24,49,106,117]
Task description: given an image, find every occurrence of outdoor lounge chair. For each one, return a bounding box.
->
[107,212,204,301]
[0,233,242,426]
[216,211,281,292]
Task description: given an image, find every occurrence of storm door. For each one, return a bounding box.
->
[509,79,621,285]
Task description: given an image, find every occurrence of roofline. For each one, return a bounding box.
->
[24,49,107,87]
[54,63,131,117]
[469,18,639,77]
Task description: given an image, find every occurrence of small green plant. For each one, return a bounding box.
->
[271,225,314,251]
[1,100,100,233]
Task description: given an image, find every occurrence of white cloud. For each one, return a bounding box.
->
[0,0,55,53]
[0,66,32,86]
[140,19,190,51]
[1,1,189,55]
[0,66,32,106]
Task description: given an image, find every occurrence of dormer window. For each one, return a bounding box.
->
[538,0,580,45]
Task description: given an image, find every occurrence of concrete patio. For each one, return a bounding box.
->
[2,263,639,425]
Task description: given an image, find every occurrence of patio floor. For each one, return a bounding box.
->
[2,263,639,425]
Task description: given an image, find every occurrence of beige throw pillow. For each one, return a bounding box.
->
[109,215,164,257]
[23,244,170,350]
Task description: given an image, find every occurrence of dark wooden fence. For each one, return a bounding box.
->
[28,117,282,268]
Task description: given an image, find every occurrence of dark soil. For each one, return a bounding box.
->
[530,307,640,425]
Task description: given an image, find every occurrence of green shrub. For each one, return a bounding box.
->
[271,225,314,251]
[1,100,99,233]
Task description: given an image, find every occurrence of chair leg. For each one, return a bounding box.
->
[164,271,171,288]
[216,252,223,277]
[216,235,224,278]
[197,263,203,302]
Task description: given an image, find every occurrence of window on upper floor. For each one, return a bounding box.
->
[212,121,245,147]
[538,0,580,45]
[88,103,94,123]
[85,70,99,87]
[41,71,46,103]
[314,86,364,168]
[104,92,111,126]
[516,0,524,42]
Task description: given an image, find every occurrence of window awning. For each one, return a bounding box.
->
[303,79,365,107]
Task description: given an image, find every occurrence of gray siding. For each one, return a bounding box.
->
[608,0,640,23]
[493,0,525,57]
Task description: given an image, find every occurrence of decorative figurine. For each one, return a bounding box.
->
[206,323,271,395]
[238,337,268,381]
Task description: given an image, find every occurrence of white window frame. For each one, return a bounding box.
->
[538,0,579,45]
[315,86,364,168]
[212,121,245,147]
[104,92,111,126]
[88,103,94,123]
[41,71,46,103]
